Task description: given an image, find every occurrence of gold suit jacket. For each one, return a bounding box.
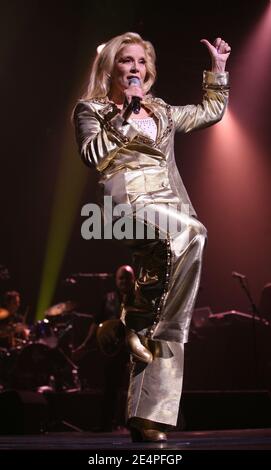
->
[74,71,229,217]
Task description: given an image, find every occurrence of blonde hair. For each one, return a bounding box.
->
[82,32,156,100]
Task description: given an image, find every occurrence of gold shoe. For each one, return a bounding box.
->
[130,427,167,442]
[129,418,167,442]
[125,329,153,364]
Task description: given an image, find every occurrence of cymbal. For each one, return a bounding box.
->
[0,308,10,320]
[45,300,77,317]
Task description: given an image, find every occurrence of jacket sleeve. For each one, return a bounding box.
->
[171,71,229,133]
[73,101,139,172]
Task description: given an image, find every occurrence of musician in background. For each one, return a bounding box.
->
[0,290,28,348]
[73,265,135,431]
[1,291,23,321]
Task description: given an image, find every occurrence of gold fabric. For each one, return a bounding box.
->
[122,205,207,343]
[127,341,184,426]
[74,71,229,217]
[74,70,229,425]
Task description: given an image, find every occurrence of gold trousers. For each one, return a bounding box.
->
[121,203,207,426]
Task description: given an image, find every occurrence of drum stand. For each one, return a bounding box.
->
[54,345,81,392]
[49,320,81,392]
[44,346,83,433]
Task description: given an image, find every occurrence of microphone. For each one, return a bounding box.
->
[232,271,246,280]
[128,77,141,114]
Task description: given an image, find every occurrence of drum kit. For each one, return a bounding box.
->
[0,302,81,392]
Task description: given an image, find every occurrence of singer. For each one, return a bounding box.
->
[73,32,231,442]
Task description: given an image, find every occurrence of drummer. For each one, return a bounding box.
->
[1,291,23,321]
[0,291,28,347]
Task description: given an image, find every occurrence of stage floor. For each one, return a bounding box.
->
[0,428,271,450]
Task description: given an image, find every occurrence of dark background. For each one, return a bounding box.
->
[1,0,270,320]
